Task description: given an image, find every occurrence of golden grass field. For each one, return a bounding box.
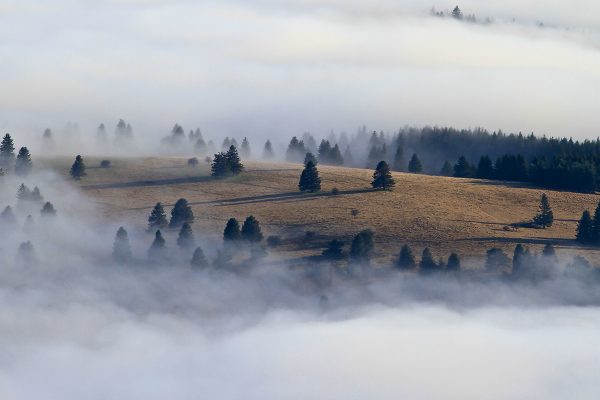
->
[39,156,600,268]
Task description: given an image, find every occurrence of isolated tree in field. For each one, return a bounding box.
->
[70,155,86,179]
[408,153,422,173]
[304,152,317,166]
[148,202,168,230]
[349,229,374,263]
[396,244,416,270]
[576,210,593,243]
[453,156,474,178]
[322,239,344,259]
[533,193,553,228]
[440,161,453,176]
[241,216,263,242]
[169,198,194,228]
[419,247,438,273]
[452,6,463,19]
[0,133,15,167]
[485,248,510,271]
[476,155,494,179]
[392,145,403,171]
[0,205,17,226]
[15,147,32,177]
[190,246,209,269]
[148,230,167,262]
[40,201,57,217]
[223,218,241,241]
[263,140,275,159]
[592,201,600,242]
[371,160,395,190]
[226,145,244,175]
[298,161,321,192]
[177,222,196,249]
[112,227,132,263]
[447,253,461,272]
[240,137,251,158]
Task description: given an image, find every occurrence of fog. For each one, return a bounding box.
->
[1,0,600,143]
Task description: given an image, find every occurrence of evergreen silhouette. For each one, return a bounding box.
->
[304,152,317,166]
[322,239,344,259]
[0,205,17,226]
[240,137,251,158]
[286,136,307,162]
[476,155,494,179]
[371,160,395,190]
[211,152,229,177]
[223,218,241,241]
[349,230,374,263]
[225,145,244,175]
[408,153,422,173]
[440,161,453,176]
[241,216,263,242]
[485,248,510,271]
[576,210,594,243]
[392,145,403,171]
[169,198,194,228]
[419,247,438,273]
[0,133,15,168]
[30,187,43,202]
[298,161,321,192]
[592,201,600,243]
[542,243,556,258]
[148,202,168,230]
[148,230,167,262]
[40,202,56,217]
[177,222,196,249]
[512,244,529,276]
[16,241,37,266]
[396,244,416,270]
[263,140,275,159]
[15,147,32,177]
[533,193,553,228]
[112,227,132,263]
[17,183,32,201]
[190,246,209,269]
[70,155,86,179]
[447,253,461,272]
[453,156,474,178]
[452,6,463,19]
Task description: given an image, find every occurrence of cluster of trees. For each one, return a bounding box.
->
[147,199,194,231]
[317,140,344,165]
[1,134,33,177]
[576,201,600,244]
[211,145,244,178]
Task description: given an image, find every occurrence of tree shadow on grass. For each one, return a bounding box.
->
[453,236,588,249]
[81,176,214,190]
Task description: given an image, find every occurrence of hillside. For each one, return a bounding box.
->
[39,157,600,268]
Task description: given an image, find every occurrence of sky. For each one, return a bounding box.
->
[0,0,599,141]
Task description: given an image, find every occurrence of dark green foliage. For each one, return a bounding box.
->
[317,140,344,165]
[148,230,167,261]
[177,222,196,249]
[240,137,251,158]
[440,161,453,176]
[112,227,132,263]
[576,210,594,243]
[0,133,15,167]
[371,161,395,190]
[286,136,307,162]
[322,239,344,259]
[40,202,56,217]
[263,140,275,159]
[0,205,17,226]
[396,244,416,270]
[392,145,403,171]
[190,246,209,269]
[447,253,461,271]
[485,248,510,271]
[453,156,475,178]
[476,155,494,179]
[298,161,321,192]
[419,247,439,273]
[211,146,244,178]
[533,193,553,228]
[148,202,168,230]
[226,145,244,175]
[241,216,263,242]
[592,201,600,243]
[169,198,194,228]
[494,154,528,181]
[70,155,86,179]
[304,152,317,166]
[349,230,374,263]
[223,218,241,241]
[15,147,32,177]
[408,153,422,173]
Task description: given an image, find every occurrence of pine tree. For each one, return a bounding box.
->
[576,210,594,243]
[241,215,263,242]
[148,202,168,230]
[223,218,241,241]
[225,145,244,175]
[16,241,37,266]
[112,227,132,263]
[0,133,15,167]
[447,253,461,272]
[452,6,463,19]
[15,147,32,177]
[392,145,403,171]
[485,248,510,271]
[542,243,556,258]
[190,246,209,269]
[476,155,494,179]
[70,155,86,179]
[177,222,196,249]
[343,146,354,166]
[40,201,56,217]
[0,205,17,226]
[322,239,344,259]
[298,161,321,192]
[591,201,600,242]
[240,137,251,158]
[304,152,317,166]
[17,183,32,201]
[349,230,374,263]
[211,152,229,178]
[419,248,438,273]
[408,153,422,173]
[148,230,167,262]
[453,156,474,178]
[263,140,275,159]
[30,187,43,202]
[371,160,395,190]
[512,244,527,276]
[329,144,344,165]
[169,198,194,228]
[440,161,453,176]
[396,244,416,270]
[533,193,553,228]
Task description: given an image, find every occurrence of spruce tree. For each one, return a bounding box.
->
[240,137,251,158]
[0,205,17,226]
[452,6,463,19]
[225,145,244,175]
[223,218,241,241]
[485,248,510,271]
[592,201,600,242]
[169,198,194,228]
[298,161,321,192]
[304,152,317,166]
[15,147,32,177]
[177,222,196,249]
[70,155,86,179]
[533,193,553,228]
[30,187,43,202]
[512,244,527,276]
[241,215,263,242]
[440,161,453,176]
[371,160,395,190]
[191,246,209,269]
[322,239,344,259]
[576,210,593,243]
[40,201,56,217]
[476,155,494,179]
[419,247,438,273]
[396,244,416,270]
[112,227,132,263]
[0,133,15,167]
[349,230,374,263]
[16,241,37,266]
[392,145,403,171]
[148,230,167,262]
[408,153,422,173]
[211,152,229,178]
[263,140,275,159]
[453,156,474,178]
[148,202,168,230]
[542,243,556,258]
[447,253,461,272]
[17,183,32,201]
